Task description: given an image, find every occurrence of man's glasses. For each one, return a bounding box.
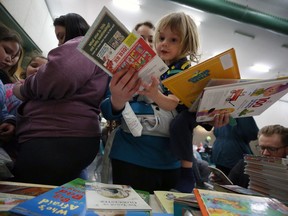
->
[256,145,286,152]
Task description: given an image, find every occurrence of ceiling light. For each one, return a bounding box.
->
[250,64,270,73]
[113,0,140,11]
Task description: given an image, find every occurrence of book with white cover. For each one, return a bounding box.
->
[85,182,152,212]
[78,6,168,84]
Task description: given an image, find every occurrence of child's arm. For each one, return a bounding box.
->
[138,76,179,111]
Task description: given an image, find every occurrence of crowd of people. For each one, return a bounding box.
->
[0,9,287,195]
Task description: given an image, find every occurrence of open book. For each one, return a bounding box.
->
[77,6,168,83]
[196,77,288,122]
[208,166,233,185]
[162,48,241,109]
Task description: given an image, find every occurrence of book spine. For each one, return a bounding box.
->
[193,189,209,216]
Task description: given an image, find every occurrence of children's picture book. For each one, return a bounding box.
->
[162,48,240,108]
[208,166,233,185]
[10,178,87,216]
[77,6,168,84]
[193,188,288,216]
[85,182,152,212]
[196,76,288,122]
[153,190,191,214]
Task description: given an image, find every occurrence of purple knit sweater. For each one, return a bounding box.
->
[17,36,109,143]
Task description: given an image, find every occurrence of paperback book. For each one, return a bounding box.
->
[153,190,191,214]
[0,181,55,212]
[10,178,87,216]
[162,48,240,109]
[85,182,152,213]
[208,166,233,185]
[196,76,288,122]
[77,6,168,84]
[193,189,288,216]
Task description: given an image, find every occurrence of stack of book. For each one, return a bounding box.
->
[244,155,288,204]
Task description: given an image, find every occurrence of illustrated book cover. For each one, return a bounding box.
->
[85,182,152,212]
[9,178,87,216]
[162,48,240,109]
[153,190,191,214]
[193,188,288,216]
[77,6,168,84]
[196,76,288,122]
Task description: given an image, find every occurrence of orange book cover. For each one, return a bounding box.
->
[162,48,240,108]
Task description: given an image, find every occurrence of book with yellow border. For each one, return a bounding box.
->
[162,48,240,109]
[193,188,288,216]
[153,190,191,214]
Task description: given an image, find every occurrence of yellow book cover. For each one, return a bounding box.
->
[162,48,240,108]
[153,190,191,214]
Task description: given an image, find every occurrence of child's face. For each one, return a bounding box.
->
[26,57,48,77]
[0,40,21,71]
[155,27,181,65]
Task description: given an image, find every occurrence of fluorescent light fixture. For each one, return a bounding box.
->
[250,64,270,73]
[113,0,140,11]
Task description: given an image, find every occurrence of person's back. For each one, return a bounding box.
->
[212,117,259,176]
[16,37,108,142]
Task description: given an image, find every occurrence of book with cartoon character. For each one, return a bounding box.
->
[193,189,288,216]
[196,76,288,122]
[85,182,151,213]
[77,6,168,84]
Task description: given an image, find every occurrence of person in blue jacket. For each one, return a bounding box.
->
[212,117,259,176]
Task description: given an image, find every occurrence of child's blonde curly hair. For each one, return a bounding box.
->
[154,12,200,63]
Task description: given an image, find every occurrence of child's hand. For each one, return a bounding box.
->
[211,113,230,128]
[138,76,160,101]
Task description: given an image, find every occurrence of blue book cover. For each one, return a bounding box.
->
[9,178,87,216]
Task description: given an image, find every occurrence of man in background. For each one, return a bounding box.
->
[228,124,288,188]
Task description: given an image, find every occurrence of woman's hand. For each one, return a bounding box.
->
[110,67,141,112]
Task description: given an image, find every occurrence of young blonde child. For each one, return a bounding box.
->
[139,12,229,192]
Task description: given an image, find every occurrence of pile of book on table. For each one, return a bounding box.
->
[5,178,151,216]
[244,154,288,204]
[154,187,288,216]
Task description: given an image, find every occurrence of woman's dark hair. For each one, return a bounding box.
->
[0,23,23,45]
[0,23,23,81]
[53,13,90,43]
[134,21,155,31]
